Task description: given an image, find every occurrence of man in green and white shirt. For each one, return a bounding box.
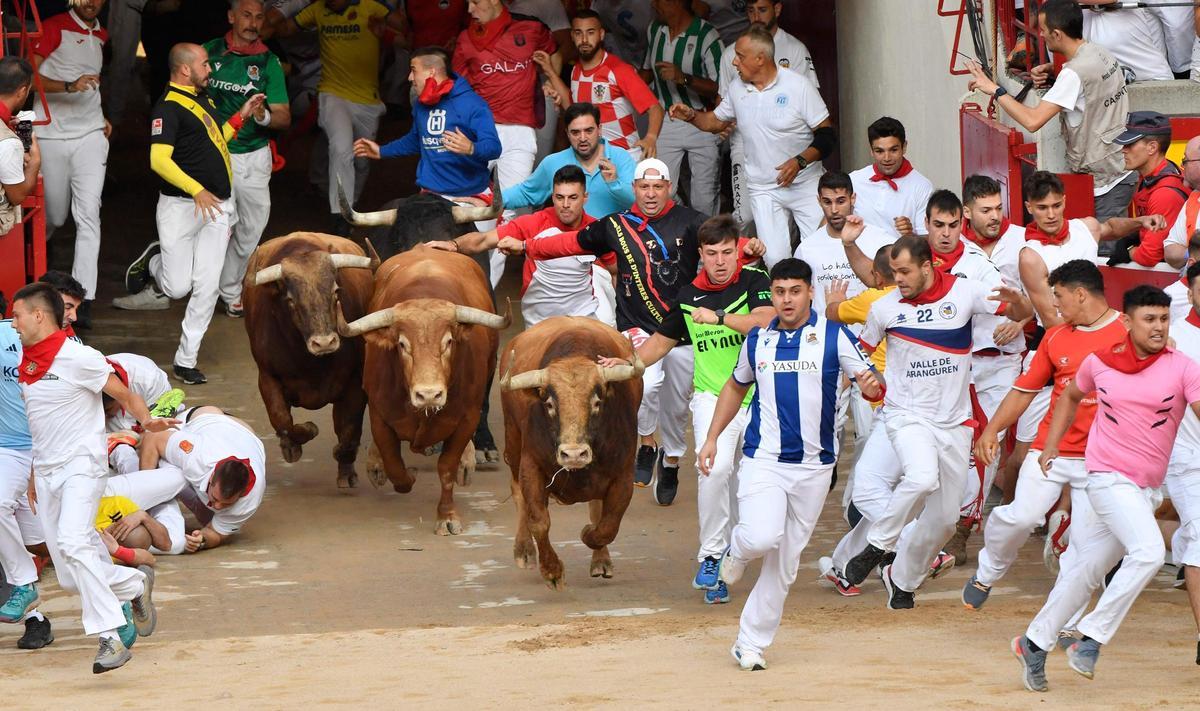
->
[603,214,773,603]
[640,0,722,216]
[202,0,290,317]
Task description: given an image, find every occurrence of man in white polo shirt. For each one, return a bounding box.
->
[849,117,933,239]
[671,24,835,267]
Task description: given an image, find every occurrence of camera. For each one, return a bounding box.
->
[14,111,33,152]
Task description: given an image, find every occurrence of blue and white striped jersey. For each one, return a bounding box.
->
[733,311,874,465]
[0,320,32,450]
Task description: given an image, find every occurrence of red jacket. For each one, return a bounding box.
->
[1132,159,1189,266]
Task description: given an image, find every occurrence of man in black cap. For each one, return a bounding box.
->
[1102,111,1188,268]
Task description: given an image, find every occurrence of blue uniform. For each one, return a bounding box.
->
[0,321,32,451]
[502,141,637,218]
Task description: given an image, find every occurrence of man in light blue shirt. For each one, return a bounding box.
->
[503,102,636,218]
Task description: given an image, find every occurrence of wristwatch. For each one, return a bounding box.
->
[681,73,691,88]
[992,85,1008,99]
[794,155,809,170]
[715,309,726,326]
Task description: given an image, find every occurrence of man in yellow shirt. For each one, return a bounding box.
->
[95,495,174,569]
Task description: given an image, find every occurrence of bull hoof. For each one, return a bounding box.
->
[541,569,566,591]
[392,479,414,494]
[366,445,387,489]
[475,448,501,469]
[337,471,358,489]
[435,517,463,536]
[293,422,319,444]
[279,438,302,464]
[513,540,537,569]
[589,557,614,579]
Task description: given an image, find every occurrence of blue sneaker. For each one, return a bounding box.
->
[1066,637,1101,679]
[705,581,729,604]
[693,556,720,590]
[118,602,137,650]
[0,584,39,623]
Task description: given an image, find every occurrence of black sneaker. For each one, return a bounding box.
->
[880,564,914,610]
[17,615,53,649]
[653,451,679,506]
[634,444,657,487]
[844,543,887,586]
[223,300,244,318]
[125,242,160,294]
[173,364,207,385]
[75,299,93,330]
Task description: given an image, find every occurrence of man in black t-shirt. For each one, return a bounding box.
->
[113,43,264,386]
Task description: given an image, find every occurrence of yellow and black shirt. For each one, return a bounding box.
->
[149,82,236,199]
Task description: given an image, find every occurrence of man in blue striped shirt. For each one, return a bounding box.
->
[698,258,882,671]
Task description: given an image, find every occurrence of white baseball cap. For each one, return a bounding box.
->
[633,158,671,182]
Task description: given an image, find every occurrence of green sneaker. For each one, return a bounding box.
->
[0,583,39,623]
[118,602,137,650]
[150,388,185,419]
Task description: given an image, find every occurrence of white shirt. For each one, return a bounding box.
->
[506,0,569,32]
[861,274,1006,425]
[965,220,1026,291]
[165,414,266,536]
[1021,218,1100,325]
[793,222,892,315]
[713,69,828,190]
[0,138,23,186]
[718,27,818,97]
[1083,7,1173,82]
[733,313,873,465]
[105,352,172,433]
[33,10,107,140]
[1041,68,1130,195]
[849,164,934,237]
[944,242,1016,354]
[21,337,110,476]
[1167,277,1191,324]
[1169,312,1200,468]
[1164,199,1196,252]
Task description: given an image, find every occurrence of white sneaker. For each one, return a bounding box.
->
[730,644,767,671]
[112,286,169,311]
[718,545,746,586]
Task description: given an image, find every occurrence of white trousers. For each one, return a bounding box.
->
[975,451,1088,586]
[730,159,752,231]
[637,343,694,459]
[489,123,538,287]
[318,92,384,215]
[748,177,824,269]
[0,448,36,587]
[40,130,109,299]
[592,265,617,328]
[833,416,903,572]
[110,442,139,475]
[222,147,273,305]
[1167,462,1200,567]
[836,381,877,516]
[960,353,1023,514]
[1026,472,1165,649]
[35,457,145,635]
[691,391,748,561]
[104,467,189,556]
[657,118,719,217]
[869,412,972,592]
[731,457,833,655]
[150,194,232,368]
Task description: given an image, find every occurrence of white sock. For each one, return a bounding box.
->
[23,609,44,622]
[99,630,118,641]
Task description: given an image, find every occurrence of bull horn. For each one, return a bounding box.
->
[328,253,374,270]
[599,351,646,384]
[338,307,398,337]
[454,299,511,330]
[253,264,284,285]
[501,367,550,391]
[363,238,382,270]
[451,201,502,224]
[338,176,397,226]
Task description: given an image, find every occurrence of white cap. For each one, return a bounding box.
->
[633,158,671,182]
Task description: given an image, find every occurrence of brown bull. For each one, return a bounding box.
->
[499,317,643,589]
[242,232,377,488]
[339,247,507,534]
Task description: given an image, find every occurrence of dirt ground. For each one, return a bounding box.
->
[3,96,1198,709]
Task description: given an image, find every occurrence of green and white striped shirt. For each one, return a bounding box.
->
[642,17,723,111]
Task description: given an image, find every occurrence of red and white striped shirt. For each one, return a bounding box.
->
[570,51,657,151]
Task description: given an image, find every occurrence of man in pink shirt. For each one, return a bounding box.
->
[1011,285,1200,693]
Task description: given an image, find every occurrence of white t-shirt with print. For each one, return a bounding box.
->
[21,337,110,476]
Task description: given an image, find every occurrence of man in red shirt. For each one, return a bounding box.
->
[541,10,663,162]
[1104,111,1190,267]
[453,0,559,286]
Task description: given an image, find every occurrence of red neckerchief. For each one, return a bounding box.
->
[419,75,456,106]
[693,262,742,292]
[214,455,257,497]
[1096,334,1169,375]
[868,158,914,191]
[931,240,965,273]
[0,102,13,126]
[900,269,956,305]
[63,324,77,339]
[468,7,511,51]
[17,329,67,385]
[962,218,1011,247]
[1025,220,1070,245]
[224,31,269,56]
[630,199,674,227]
[1187,309,1200,329]
[106,358,129,386]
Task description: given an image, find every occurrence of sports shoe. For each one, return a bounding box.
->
[150,388,186,418]
[1011,635,1048,692]
[1056,631,1079,651]
[730,644,767,671]
[112,285,169,311]
[130,565,156,637]
[634,444,657,487]
[1174,566,1186,590]
[173,364,207,385]
[928,550,956,579]
[718,545,747,587]
[1066,637,1101,679]
[93,635,131,674]
[17,614,52,649]
[223,300,244,318]
[962,575,992,611]
[118,602,137,650]
[844,543,886,586]
[0,584,39,623]
[943,519,972,566]
[124,241,160,294]
[1043,509,1070,574]
[818,556,861,597]
[880,564,914,610]
[693,556,720,590]
[652,451,679,506]
[705,581,729,604]
[1195,640,1199,666]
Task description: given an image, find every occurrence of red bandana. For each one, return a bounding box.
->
[0,102,12,126]
[963,219,1011,247]
[63,324,77,339]
[468,7,511,50]
[214,455,257,497]
[418,76,456,106]
[1096,334,1169,375]
[17,329,67,385]
[1187,309,1200,329]
[900,269,956,305]
[630,199,675,226]
[1025,221,1070,246]
[931,240,965,273]
[223,31,269,56]
[693,262,742,292]
[868,158,914,191]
